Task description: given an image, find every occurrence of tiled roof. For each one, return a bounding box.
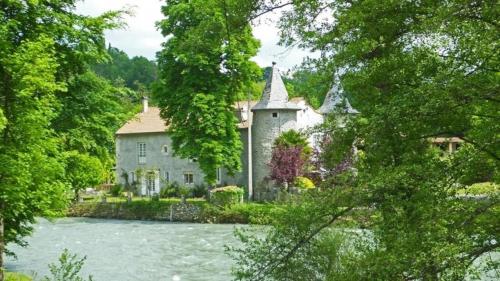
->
[116,98,317,134]
[115,107,168,135]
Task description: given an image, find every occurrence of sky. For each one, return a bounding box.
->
[75,0,316,70]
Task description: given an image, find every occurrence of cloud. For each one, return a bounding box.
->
[75,0,316,69]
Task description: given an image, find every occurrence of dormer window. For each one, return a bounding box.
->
[272,112,278,118]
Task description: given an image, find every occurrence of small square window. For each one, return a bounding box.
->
[272,112,278,118]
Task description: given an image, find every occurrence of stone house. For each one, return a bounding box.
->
[115,63,348,199]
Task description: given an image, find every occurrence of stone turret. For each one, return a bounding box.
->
[251,63,300,200]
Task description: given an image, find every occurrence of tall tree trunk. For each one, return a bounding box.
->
[0,216,4,281]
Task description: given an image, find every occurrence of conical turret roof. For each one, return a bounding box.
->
[319,84,359,114]
[252,63,300,111]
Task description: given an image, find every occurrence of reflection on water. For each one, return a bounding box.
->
[6,218,241,281]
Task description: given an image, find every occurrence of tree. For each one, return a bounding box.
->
[52,71,139,181]
[155,0,261,183]
[231,0,499,280]
[269,130,312,186]
[282,66,332,109]
[269,146,305,186]
[64,151,105,201]
[0,2,124,279]
[92,46,157,91]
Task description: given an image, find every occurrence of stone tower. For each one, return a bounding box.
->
[251,63,300,200]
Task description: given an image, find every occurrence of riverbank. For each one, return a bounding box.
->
[5,272,32,281]
[67,199,281,224]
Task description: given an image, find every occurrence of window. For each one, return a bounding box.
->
[164,171,170,182]
[162,145,168,155]
[184,172,194,185]
[272,112,278,118]
[137,142,146,164]
[216,168,221,184]
[188,158,198,163]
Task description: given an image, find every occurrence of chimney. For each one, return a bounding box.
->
[142,96,149,113]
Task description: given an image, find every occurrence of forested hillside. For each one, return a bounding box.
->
[92,46,157,92]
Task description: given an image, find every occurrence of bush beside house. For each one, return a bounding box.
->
[209,186,244,207]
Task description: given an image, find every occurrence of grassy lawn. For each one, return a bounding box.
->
[5,272,32,281]
[457,182,499,196]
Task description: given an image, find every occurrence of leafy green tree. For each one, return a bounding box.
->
[64,151,105,201]
[155,0,261,183]
[0,1,124,279]
[53,71,139,180]
[231,0,499,280]
[283,67,332,109]
[92,46,157,91]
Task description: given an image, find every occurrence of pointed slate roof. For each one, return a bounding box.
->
[319,85,359,115]
[252,63,300,111]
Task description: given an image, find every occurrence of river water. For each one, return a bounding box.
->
[5,218,241,281]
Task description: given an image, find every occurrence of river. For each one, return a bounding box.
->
[5,218,240,281]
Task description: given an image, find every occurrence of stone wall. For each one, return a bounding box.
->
[252,109,298,200]
[67,201,204,222]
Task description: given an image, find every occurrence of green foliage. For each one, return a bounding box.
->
[274,130,312,157]
[42,249,93,281]
[210,186,244,207]
[293,176,315,190]
[53,71,139,177]
[231,0,500,280]
[448,144,498,185]
[109,184,124,197]
[64,151,105,199]
[283,67,332,109]
[151,194,160,202]
[160,181,181,198]
[192,184,208,198]
[5,272,32,281]
[179,186,192,197]
[459,182,499,196]
[0,0,125,273]
[155,0,261,183]
[92,46,157,92]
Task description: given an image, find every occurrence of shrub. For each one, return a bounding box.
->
[109,184,123,197]
[42,249,93,281]
[160,181,180,198]
[179,186,192,198]
[210,186,244,207]
[192,184,208,198]
[151,194,160,202]
[294,176,315,190]
[461,182,499,196]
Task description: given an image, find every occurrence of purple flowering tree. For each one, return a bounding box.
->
[268,145,305,186]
